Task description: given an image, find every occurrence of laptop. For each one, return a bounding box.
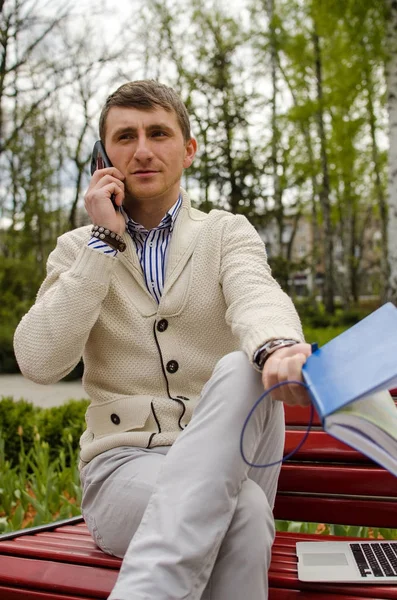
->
[297,541,397,582]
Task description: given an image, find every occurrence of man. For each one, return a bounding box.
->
[14,80,311,600]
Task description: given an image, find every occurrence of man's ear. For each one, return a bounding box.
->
[183,138,197,169]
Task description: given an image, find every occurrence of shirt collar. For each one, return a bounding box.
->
[122,194,182,235]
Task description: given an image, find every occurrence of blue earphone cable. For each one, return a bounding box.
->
[240,379,314,469]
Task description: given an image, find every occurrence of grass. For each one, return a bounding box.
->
[275,520,397,540]
[302,324,348,346]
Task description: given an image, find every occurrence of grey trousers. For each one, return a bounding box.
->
[80,351,285,600]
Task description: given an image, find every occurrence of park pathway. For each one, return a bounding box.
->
[0,374,89,408]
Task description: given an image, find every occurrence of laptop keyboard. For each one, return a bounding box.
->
[350,542,397,577]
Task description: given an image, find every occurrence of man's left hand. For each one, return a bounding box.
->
[262,343,312,406]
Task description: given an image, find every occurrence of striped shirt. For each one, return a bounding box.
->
[88,195,182,303]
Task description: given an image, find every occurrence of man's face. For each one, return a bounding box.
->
[104,105,196,206]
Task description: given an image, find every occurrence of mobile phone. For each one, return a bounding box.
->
[90,140,119,211]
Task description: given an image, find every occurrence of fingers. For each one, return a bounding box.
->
[90,166,125,185]
[279,342,312,359]
[91,179,124,206]
[87,172,125,204]
[92,172,124,192]
[262,343,312,406]
[286,353,311,406]
[84,168,126,235]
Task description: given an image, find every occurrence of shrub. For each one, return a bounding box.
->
[0,324,19,374]
[0,430,82,534]
[0,397,89,467]
[0,397,39,465]
[35,399,89,464]
[296,300,375,330]
[335,308,368,326]
[296,299,333,328]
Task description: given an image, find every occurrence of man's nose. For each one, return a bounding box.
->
[134,136,154,161]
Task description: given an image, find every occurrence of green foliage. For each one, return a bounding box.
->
[0,397,89,467]
[0,253,43,373]
[35,399,89,464]
[0,323,19,374]
[0,397,87,531]
[303,325,347,347]
[0,398,38,466]
[275,520,397,539]
[0,429,82,534]
[269,255,308,293]
[297,299,375,330]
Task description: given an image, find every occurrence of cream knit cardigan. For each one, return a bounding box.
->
[14,190,303,467]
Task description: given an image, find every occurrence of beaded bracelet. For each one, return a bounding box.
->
[91,225,127,252]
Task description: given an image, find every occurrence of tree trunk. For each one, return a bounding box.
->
[267,0,283,255]
[364,62,389,302]
[386,0,397,302]
[0,11,11,153]
[278,62,320,299]
[313,27,335,314]
[349,199,359,304]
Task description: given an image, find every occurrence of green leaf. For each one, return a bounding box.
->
[287,521,305,533]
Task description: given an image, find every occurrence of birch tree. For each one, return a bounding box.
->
[0,0,71,156]
[386,0,397,302]
[311,6,335,313]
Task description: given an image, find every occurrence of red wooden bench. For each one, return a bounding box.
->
[1,399,397,600]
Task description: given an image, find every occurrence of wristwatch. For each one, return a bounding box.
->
[255,339,298,370]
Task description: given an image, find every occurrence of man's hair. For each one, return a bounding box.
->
[99,80,192,143]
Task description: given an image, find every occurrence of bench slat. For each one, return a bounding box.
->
[274,494,397,528]
[284,430,368,462]
[0,555,117,597]
[278,463,397,497]
[0,586,95,600]
[284,404,322,426]
[37,531,92,541]
[269,589,384,600]
[10,536,99,549]
[0,584,383,600]
[52,526,91,536]
[0,540,119,567]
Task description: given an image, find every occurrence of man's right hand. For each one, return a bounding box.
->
[262,342,312,407]
[84,167,126,236]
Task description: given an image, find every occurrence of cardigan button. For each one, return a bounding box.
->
[166,360,179,373]
[111,413,121,425]
[157,319,168,332]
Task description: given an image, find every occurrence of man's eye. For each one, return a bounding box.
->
[152,131,166,137]
[119,133,134,140]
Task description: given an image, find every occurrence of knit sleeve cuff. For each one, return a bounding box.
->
[246,326,304,367]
